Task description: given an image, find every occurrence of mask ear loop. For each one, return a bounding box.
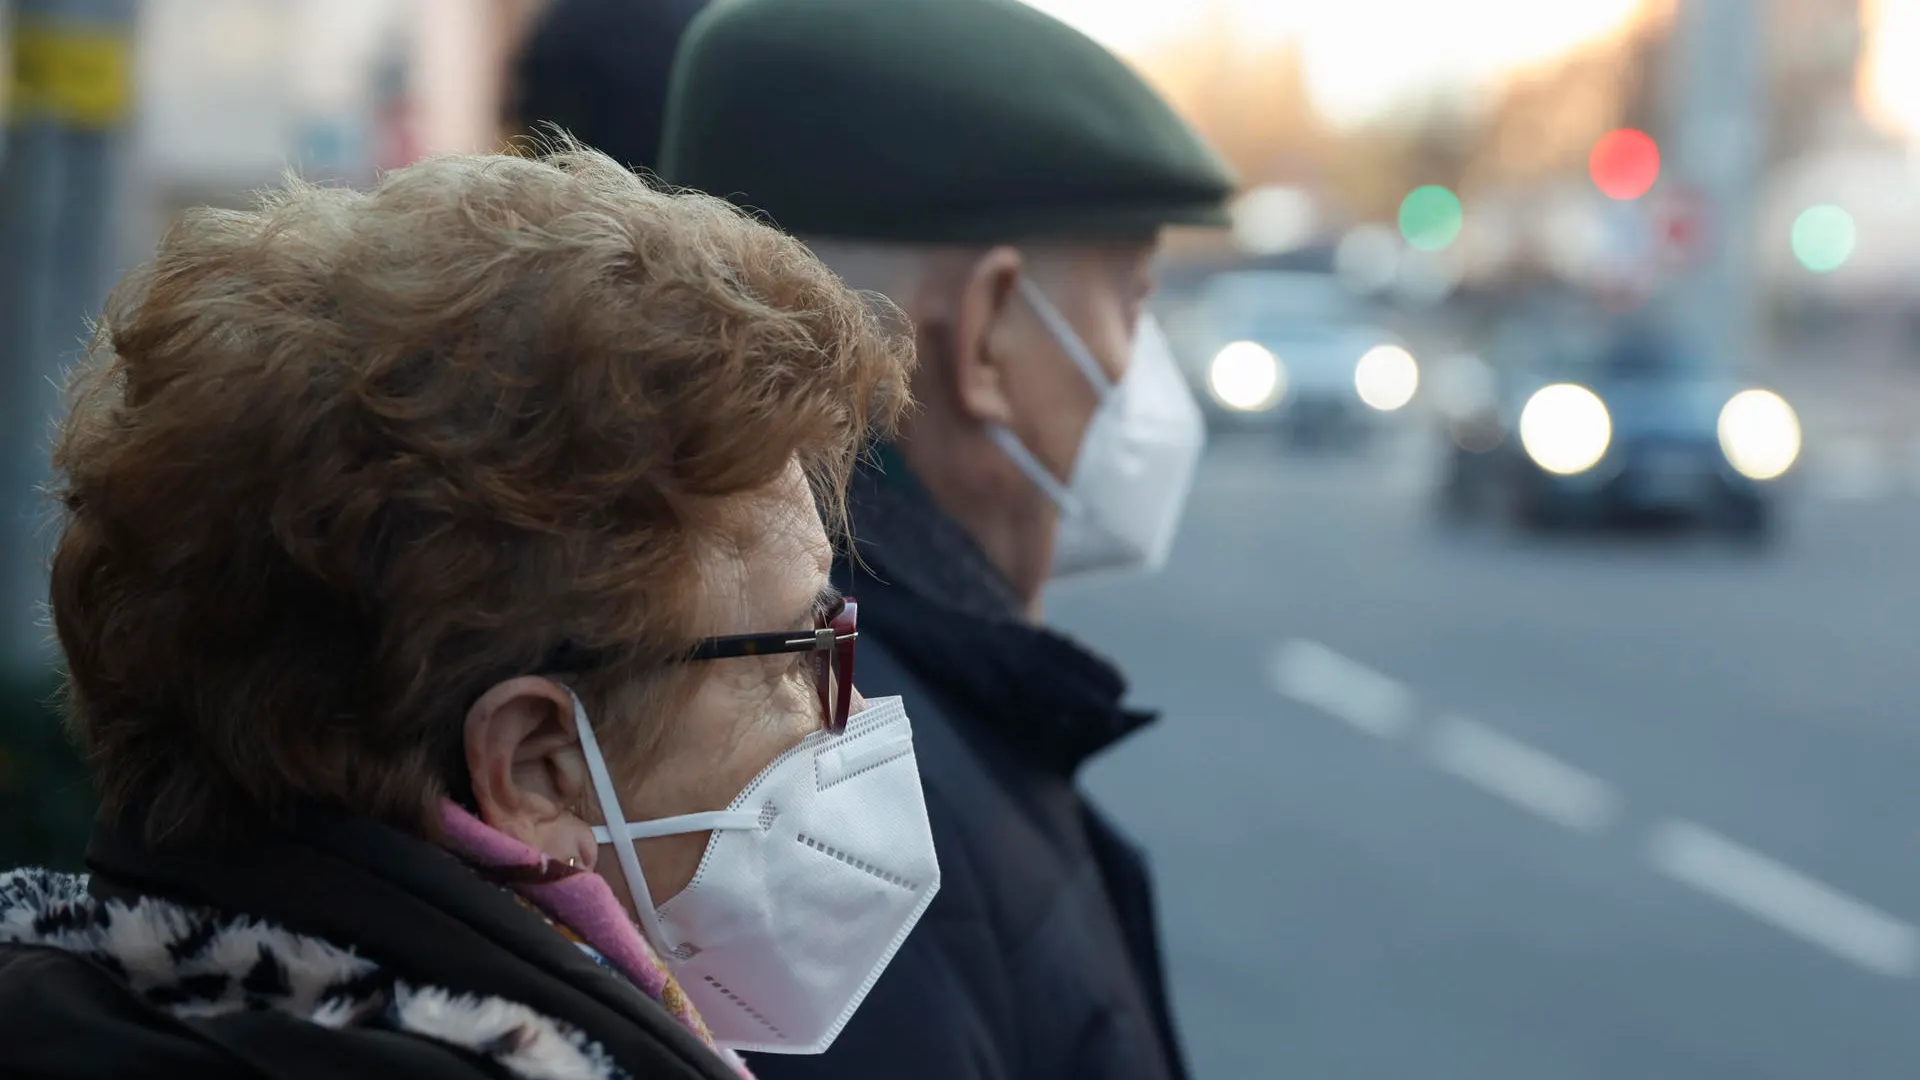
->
[990,276,1127,516]
[1016,277,1117,401]
[985,426,1078,513]
[566,688,673,954]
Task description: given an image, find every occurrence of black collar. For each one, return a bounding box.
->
[841,453,1154,775]
[85,810,735,1080]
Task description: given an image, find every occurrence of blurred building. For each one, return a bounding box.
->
[125,0,545,263]
[1761,0,1918,306]
[1775,0,1865,155]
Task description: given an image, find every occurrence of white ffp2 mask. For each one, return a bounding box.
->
[572,693,940,1055]
[989,278,1206,580]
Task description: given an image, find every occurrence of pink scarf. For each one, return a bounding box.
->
[438,801,753,1078]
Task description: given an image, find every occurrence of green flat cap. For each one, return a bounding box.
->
[659,0,1237,243]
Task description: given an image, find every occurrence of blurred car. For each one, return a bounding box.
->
[1436,320,1801,541]
[1172,270,1420,448]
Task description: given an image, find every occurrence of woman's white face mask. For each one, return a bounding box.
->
[986,278,1207,580]
[569,690,940,1055]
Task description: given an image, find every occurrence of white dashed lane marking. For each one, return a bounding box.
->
[1428,714,1621,835]
[1272,637,1919,979]
[1269,638,1416,740]
[1648,821,1919,979]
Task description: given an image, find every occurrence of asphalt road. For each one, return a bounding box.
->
[1044,432,1920,1080]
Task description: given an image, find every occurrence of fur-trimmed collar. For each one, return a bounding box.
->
[0,867,628,1080]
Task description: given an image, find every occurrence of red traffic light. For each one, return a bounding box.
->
[1589,128,1660,201]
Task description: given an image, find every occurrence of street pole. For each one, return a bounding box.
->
[0,0,135,674]
[1665,0,1765,374]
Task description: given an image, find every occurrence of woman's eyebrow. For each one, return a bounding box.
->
[790,582,842,630]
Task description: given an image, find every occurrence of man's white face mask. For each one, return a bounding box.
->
[987,277,1207,580]
[570,691,940,1055]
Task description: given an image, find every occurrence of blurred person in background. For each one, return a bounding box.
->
[657,1,1236,1077]
[0,143,932,1078]
[509,0,710,172]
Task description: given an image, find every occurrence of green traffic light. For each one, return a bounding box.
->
[1790,204,1855,274]
[1399,186,1462,252]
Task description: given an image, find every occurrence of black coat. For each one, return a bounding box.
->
[0,812,742,1080]
[749,460,1189,1080]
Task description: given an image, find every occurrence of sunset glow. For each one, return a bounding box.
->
[1860,0,1920,142]
[1023,0,1656,127]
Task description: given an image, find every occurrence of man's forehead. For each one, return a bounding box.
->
[1019,239,1158,289]
[1026,236,1159,263]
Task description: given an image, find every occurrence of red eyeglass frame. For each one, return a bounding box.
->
[685,595,859,734]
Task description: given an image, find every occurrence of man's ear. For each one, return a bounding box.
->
[464,676,599,868]
[943,245,1026,427]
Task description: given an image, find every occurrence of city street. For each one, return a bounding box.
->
[1047,431,1920,1080]
[0,0,1913,1075]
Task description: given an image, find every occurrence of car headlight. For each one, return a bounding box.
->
[1717,389,1800,480]
[1207,341,1286,412]
[1519,384,1611,475]
[1354,345,1419,411]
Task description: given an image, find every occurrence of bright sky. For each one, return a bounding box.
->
[1024,0,1652,127]
[1861,0,1920,140]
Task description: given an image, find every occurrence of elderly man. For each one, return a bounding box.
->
[658,2,1236,1078]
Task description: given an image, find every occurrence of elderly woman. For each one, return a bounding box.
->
[0,145,934,1080]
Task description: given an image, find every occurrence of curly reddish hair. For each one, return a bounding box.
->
[49,144,912,847]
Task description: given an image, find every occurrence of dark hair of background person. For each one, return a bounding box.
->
[509,0,711,172]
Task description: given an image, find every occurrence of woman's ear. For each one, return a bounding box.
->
[465,676,598,866]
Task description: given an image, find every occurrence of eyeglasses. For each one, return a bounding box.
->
[686,594,859,734]
[536,595,859,734]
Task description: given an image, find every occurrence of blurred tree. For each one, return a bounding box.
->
[1776,0,1866,157]
[1151,33,1491,226]
[1140,21,1329,193]
[1133,1,1679,228]
[1463,13,1670,194]
[1345,101,1484,221]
